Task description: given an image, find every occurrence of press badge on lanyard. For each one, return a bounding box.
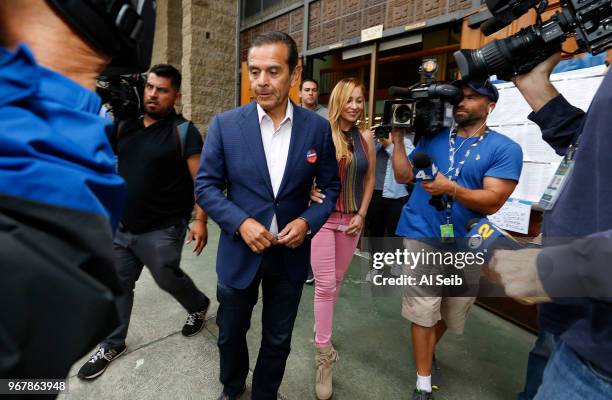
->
[440,223,455,242]
[539,144,577,211]
[441,130,487,243]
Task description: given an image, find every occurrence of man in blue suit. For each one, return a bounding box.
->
[195,32,340,400]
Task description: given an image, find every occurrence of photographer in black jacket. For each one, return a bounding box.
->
[489,51,612,400]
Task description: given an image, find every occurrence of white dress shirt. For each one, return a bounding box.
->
[257,100,293,235]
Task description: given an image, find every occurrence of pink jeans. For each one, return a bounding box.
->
[311,212,361,347]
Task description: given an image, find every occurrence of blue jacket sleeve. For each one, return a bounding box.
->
[299,121,340,235]
[195,116,249,236]
[528,95,586,156]
[537,231,612,303]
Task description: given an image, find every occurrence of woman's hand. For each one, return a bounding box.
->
[345,213,365,236]
[310,185,325,204]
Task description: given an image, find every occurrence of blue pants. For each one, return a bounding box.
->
[518,331,558,400]
[534,340,612,400]
[216,247,303,400]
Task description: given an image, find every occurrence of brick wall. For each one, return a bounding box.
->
[239,6,305,62]
[238,0,474,56]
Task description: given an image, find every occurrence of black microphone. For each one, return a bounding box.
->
[480,16,511,36]
[466,218,481,232]
[412,152,445,211]
[465,218,523,261]
[389,86,413,98]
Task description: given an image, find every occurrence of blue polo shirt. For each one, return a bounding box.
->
[396,129,523,239]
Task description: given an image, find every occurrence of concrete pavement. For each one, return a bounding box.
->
[61,224,535,400]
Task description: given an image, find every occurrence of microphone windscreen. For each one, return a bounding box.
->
[466,218,481,231]
[389,86,413,98]
[412,152,432,169]
[480,17,509,36]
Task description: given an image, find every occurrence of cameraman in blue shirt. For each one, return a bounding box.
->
[391,79,523,400]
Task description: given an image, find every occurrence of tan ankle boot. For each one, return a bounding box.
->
[315,345,338,400]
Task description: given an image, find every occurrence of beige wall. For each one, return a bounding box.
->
[151,0,183,68]
[151,0,238,134]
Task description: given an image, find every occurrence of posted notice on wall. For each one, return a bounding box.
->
[487,64,605,205]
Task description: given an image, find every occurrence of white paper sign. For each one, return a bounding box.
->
[510,161,559,204]
[496,124,563,164]
[489,198,532,234]
[361,25,383,42]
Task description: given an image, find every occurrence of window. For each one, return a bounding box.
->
[263,0,282,7]
[241,0,299,22]
[243,0,261,19]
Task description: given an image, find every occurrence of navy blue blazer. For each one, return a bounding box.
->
[195,101,340,289]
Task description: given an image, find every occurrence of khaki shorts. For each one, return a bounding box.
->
[400,239,479,334]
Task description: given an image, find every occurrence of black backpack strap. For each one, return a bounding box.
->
[116,119,130,138]
[111,119,131,152]
[174,120,190,159]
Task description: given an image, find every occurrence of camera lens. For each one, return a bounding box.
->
[394,104,412,124]
[454,39,511,80]
[454,21,566,81]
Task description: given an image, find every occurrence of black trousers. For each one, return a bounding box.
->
[365,190,409,237]
[216,247,303,400]
[102,220,209,348]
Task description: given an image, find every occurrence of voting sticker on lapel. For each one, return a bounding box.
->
[306,149,318,164]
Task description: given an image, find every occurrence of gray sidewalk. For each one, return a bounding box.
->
[62,224,535,400]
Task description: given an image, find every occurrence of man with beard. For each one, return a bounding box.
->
[77,64,211,380]
[390,79,523,399]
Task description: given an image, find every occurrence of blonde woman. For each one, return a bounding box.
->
[310,78,376,399]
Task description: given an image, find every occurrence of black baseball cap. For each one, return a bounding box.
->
[451,79,499,103]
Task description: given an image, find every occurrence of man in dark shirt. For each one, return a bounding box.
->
[489,52,612,400]
[77,64,211,380]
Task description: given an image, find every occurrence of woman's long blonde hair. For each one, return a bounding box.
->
[328,78,368,163]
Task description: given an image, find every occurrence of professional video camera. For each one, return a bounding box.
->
[47,0,157,75]
[96,74,146,121]
[373,59,463,143]
[454,0,612,81]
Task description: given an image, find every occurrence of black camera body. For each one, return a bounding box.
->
[97,74,146,121]
[374,82,462,143]
[455,0,612,81]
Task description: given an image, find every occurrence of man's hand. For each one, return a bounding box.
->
[185,220,208,256]
[371,126,393,149]
[391,127,406,146]
[378,134,393,149]
[277,218,309,249]
[238,218,277,254]
[511,53,561,113]
[421,173,453,197]
[391,128,414,184]
[512,52,561,87]
[488,248,551,303]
